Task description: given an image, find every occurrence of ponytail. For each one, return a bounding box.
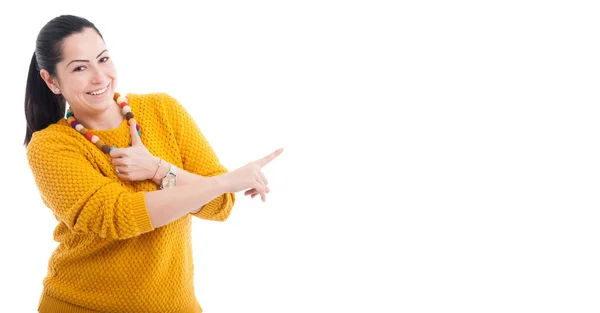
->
[23,52,66,147]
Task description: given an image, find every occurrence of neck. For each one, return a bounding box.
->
[72,101,123,131]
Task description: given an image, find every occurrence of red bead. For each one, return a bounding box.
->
[85,132,93,140]
[120,102,128,109]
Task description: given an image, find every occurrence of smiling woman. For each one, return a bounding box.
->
[23,14,283,313]
[39,28,123,132]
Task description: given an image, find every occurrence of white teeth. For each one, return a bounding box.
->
[88,84,109,95]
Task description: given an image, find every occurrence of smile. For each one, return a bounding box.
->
[87,82,111,95]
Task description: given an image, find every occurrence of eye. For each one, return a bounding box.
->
[100,56,110,63]
[73,66,85,72]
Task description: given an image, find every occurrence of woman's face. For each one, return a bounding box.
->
[43,27,118,114]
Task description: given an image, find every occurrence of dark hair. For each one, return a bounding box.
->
[23,15,103,147]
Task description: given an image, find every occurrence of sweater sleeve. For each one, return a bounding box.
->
[161,93,236,221]
[26,131,155,240]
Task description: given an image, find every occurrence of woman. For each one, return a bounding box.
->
[24,15,283,313]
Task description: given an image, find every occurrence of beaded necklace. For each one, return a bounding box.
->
[65,92,140,154]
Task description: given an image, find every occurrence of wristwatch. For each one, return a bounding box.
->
[160,162,178,189]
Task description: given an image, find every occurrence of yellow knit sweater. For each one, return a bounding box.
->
[26,92,236,313]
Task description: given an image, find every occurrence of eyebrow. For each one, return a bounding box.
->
[66,49,108,68]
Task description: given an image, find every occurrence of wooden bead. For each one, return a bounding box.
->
[125,112,134,120]
[101,145,111,154]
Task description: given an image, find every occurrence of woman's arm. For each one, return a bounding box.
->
[148,158,211,214]
[26,131,230,239]
[144,175,226,227]
[150,157,204,187]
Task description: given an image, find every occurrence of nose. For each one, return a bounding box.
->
[90,66,107,85]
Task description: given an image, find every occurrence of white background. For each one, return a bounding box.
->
[1,0,599,312]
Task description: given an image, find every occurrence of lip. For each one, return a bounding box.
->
[87,81,111,96]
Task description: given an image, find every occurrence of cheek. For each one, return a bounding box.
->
[72,75,92,92]
[106,63,118,78]
[59,74,88,94]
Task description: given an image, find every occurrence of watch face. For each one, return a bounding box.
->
[162,175,176,189]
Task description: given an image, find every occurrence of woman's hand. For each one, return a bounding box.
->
[245,186,270,199]
[109,119,159,182]
[220,148,283,202]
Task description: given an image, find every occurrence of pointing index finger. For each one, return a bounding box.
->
[255,148,284,168]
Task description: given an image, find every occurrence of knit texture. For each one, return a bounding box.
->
[26,92,236,313]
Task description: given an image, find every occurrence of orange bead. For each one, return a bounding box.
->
[113,92,120,101]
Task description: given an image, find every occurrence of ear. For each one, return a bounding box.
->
[40,69,60,94]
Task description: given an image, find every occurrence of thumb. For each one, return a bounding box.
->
[129,119,142,146]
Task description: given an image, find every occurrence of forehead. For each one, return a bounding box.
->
[60,27,106,59]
